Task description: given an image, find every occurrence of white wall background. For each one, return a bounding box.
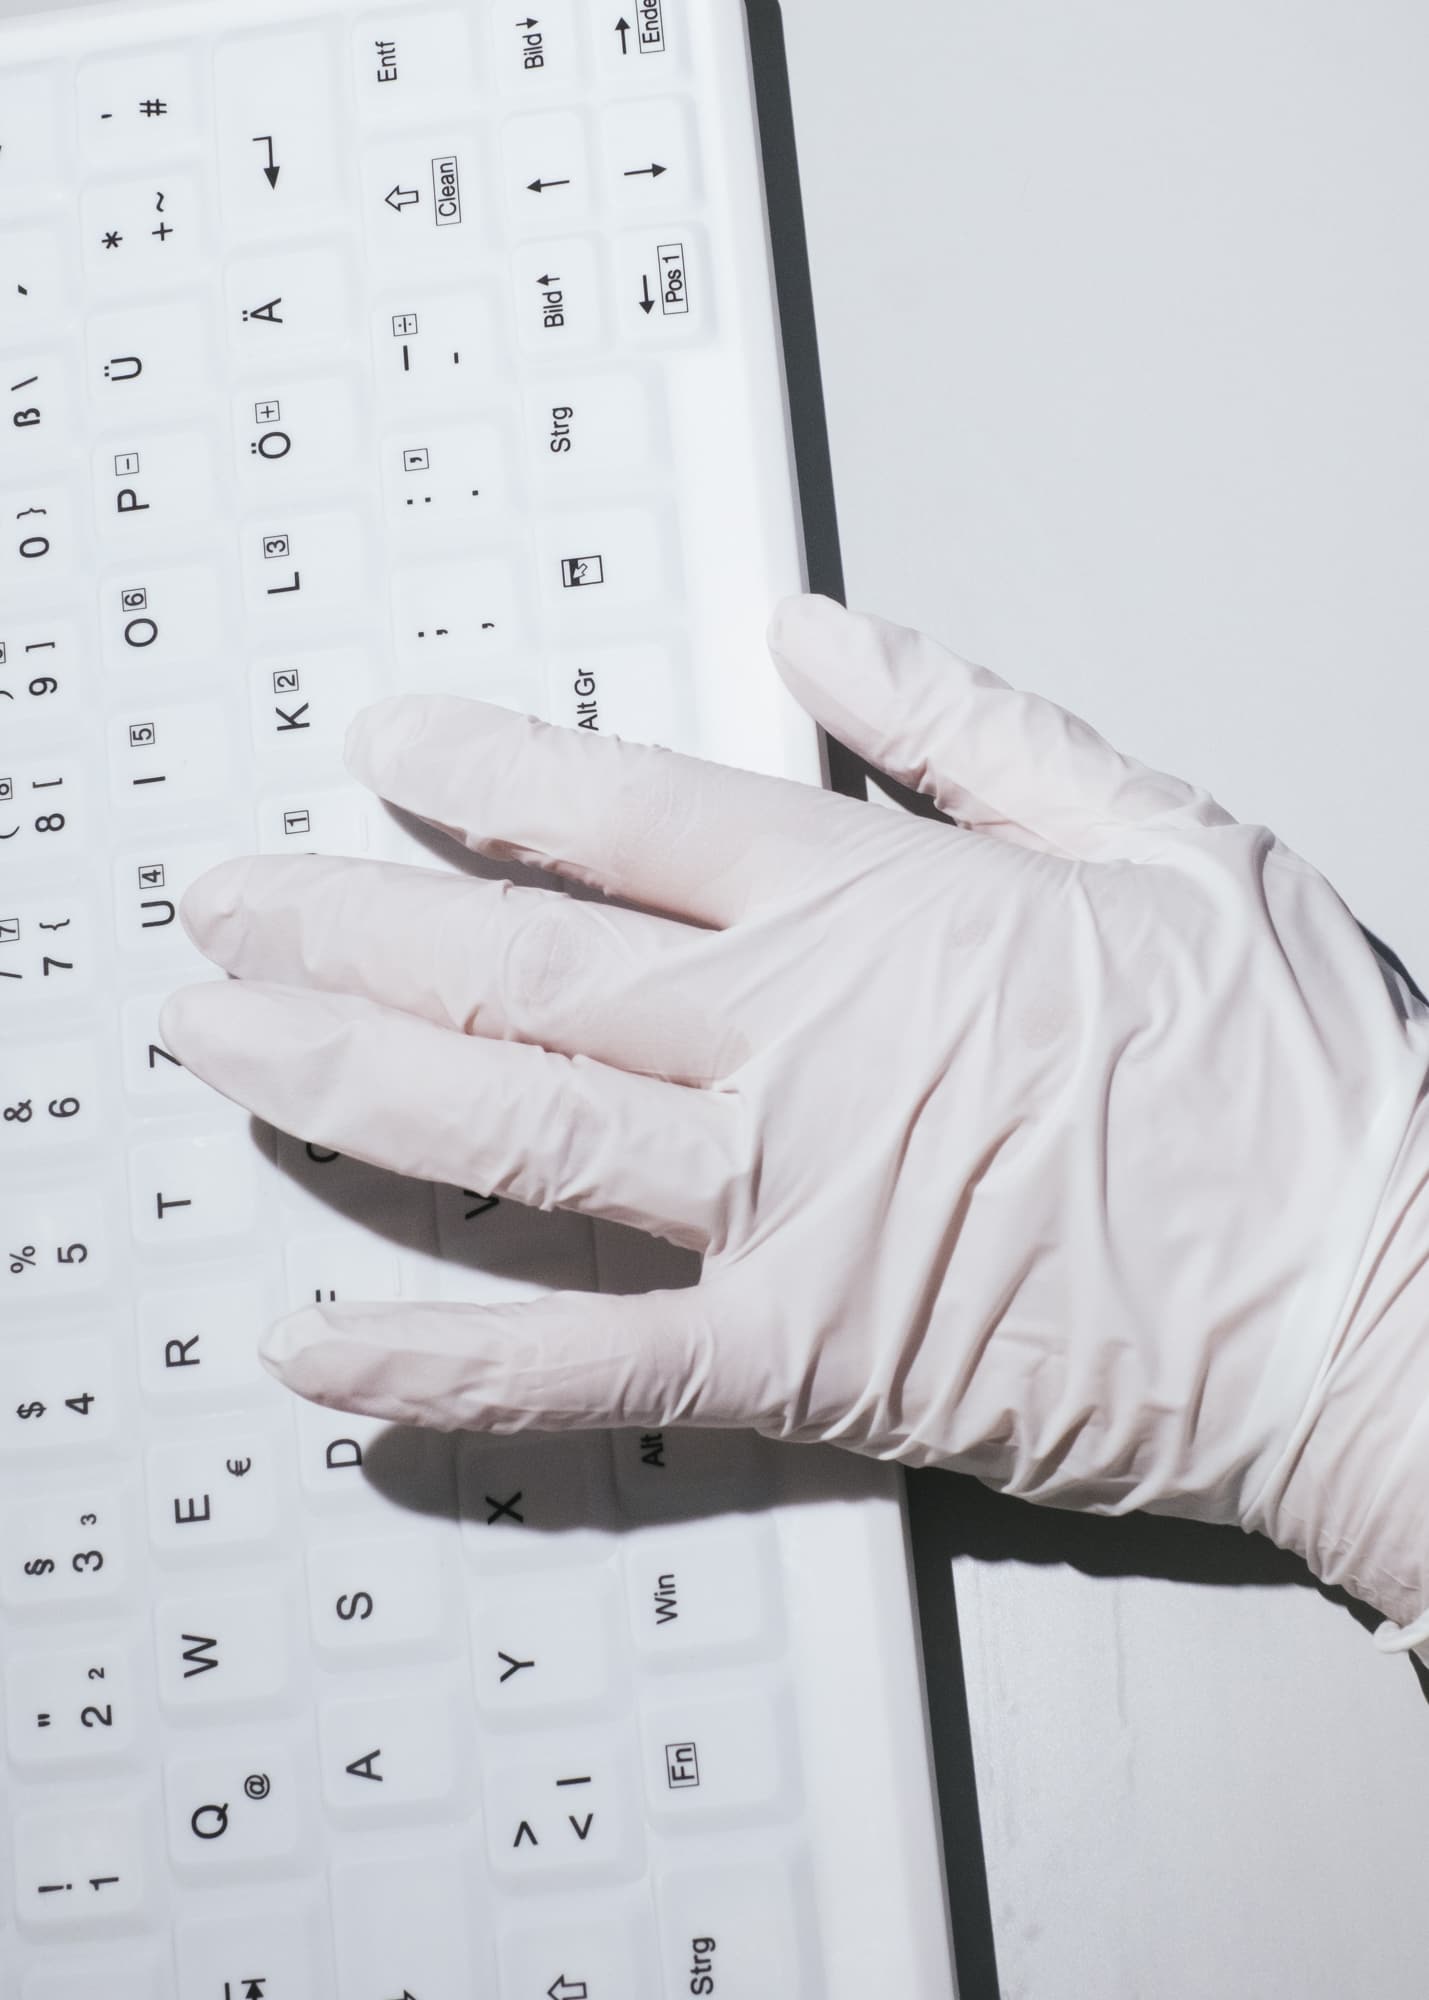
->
[774,2,1429,1993]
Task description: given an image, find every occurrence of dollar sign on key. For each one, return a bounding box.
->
[23,1558,54,1577]
[4,1099,33,1123]
[15,1400,45,1420]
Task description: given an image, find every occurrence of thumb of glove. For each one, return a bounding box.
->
[767,592,1234,859]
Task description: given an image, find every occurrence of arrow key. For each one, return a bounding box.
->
[501,110,590,229]
[601,98,698,214]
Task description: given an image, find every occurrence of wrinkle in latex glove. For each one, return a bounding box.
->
[161,594,1429,1655]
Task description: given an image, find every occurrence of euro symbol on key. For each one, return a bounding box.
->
[225,1457,252,1478]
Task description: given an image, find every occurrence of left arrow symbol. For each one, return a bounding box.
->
[386,185,420,210]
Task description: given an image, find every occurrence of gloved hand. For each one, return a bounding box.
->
[162,594,1429,1653]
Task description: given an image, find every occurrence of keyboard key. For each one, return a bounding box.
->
[511,236,604,354]
[594,0,682,86]
[467,1565,618,1721]
[640,1686,794,1828]
[501,109,592,229]
[80,174,204,289]
[129,1126,260,1249]
[545,641,698,751]
[122,986,224,1108]
[483,1736,641,1884]
[535,504,672,618]
[0,1038,103,1154]
[5,354,73,475]
[76,48,203,168]
[361,133,480,272]
[371,288,501,411]
[601,96,700,214]
[0,1485,131,1614]
[350,8,480,120]
[22,1954,169,2000]
[92,427,219,548]
[145,1431,284,1554]
[226,243,357,366]
[499,1907,657,2000]
[87,297,213,416]
[13,1802,150,1929]
[307,1532,455,1662]
[330,1847,482,2000]
[109,703,234,813]
[0,67,68,207]
[232,375,363,503]
[114,837,243,965]
[255,783,377,856]
[99,560,227,680]
[250,647,383,776]
[0,619,85,736]
[523,369,661,494]
[0,229,69,345]
[318,1678,471,1820]
[4,1637,139,1769]
[284,1226,406,1314]
[294,1399,457,1517]
[379,418,510,553]
[175,1902,333,2000]
[488,0,581,96]
[623,1515,777,1667]
[434,1180,598,1297]
[239,509,369,637]
[0,1184,108,1303]
[610,1423,773,1519]
[458,1432,616,1571]
[0,484,77,599]
[613,225,708,344]
[136,1275,278,1405]
[214,29,344,237]
[656,1858,811,2000]
[154,1587,295,1712]
[390,555,524,682]
[163,1743,303,1874]
[0,1334,118,1464]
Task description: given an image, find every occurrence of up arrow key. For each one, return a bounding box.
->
[385,185,419,212]
[548,1979,589,2000]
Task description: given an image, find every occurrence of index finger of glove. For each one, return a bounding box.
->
[768,594,1234,858]
[344,693,860,926]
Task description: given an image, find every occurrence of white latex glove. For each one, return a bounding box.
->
[162,595,1429,1653]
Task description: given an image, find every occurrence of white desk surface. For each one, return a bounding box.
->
[776,1,1429,1994]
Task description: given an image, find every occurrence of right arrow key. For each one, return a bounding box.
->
[601,98,699,214]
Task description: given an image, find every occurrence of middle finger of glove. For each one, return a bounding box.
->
[180,853,751,1084]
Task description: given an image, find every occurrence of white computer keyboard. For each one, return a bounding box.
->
[0,1,956,1994]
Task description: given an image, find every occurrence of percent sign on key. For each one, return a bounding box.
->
[9,1245,36,1274]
